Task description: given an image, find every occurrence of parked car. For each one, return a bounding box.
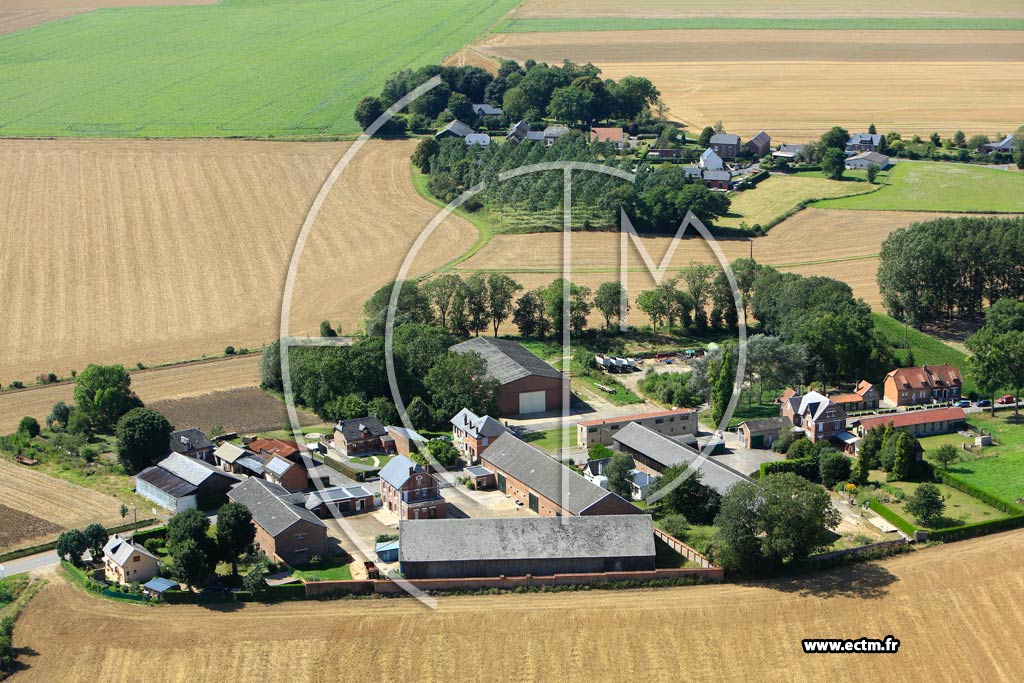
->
[997,394,1016,405]
[976,399,992,408]
[954,399,971,408]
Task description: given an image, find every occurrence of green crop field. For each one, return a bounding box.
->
[494,17,1024,32]
[814,162,1024,213]
[0,0,519,138]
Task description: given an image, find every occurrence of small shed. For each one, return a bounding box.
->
[375,539,400,563]
[463,465,496,490]
[142,577,178,600]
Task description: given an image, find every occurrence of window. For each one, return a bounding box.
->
[132,555,140,563]
[294,532,307,541]
[655,418,664,424]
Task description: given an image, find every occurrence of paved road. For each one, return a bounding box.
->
[0,549,58,577]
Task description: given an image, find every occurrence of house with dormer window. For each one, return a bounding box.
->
[332,416,395,456]
[882,365,963,407]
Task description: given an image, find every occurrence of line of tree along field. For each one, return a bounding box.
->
[877,216,1024,324]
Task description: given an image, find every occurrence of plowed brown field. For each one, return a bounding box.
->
[0,457,123,553]
[13,530,1024,682]
[0,354,261,434]
[476,30,1024,137]
[0,139,475,384]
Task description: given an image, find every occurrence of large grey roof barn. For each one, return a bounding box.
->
[450,337,562,385]
[227,477,325,537]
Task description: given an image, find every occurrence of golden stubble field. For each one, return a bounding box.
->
[476,30,1024,138]
[449,208,985,329]
[0,457,124,553]
[0,139,474,384]
[12,530,1024,682]
[513,0,1024,19]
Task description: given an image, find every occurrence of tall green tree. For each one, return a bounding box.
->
[216,503,256,576]
[115,408,172,474]
[82,523,108,562]
[424,352,501,418]
[513,290,549,338]
[603,453,635,500]
[73,364,141,433]
[821,148,846,180]
[905,482,945,526]
[463,274,492,337]
[593,281,627,329]
[56,529,89,567]
[648,469,721,525]
[486,273,523,336]
[681,262,716,329]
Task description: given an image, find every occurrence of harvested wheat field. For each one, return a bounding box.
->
[450,208,992,317]
[148,387,319,435]
[0,138,474,384]
[13,530,1024,682]
[0,457,123,553]
[0,354,261,434]
[476,30,1024,138]
[513,0,1024,19]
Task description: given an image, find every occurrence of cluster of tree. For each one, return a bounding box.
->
[877,216,1024,324]
[418,133,730,232]
[752,266,894,384]
[163,505,256,590]
[260,323,500,427]
[648,469,722,525]
[637,371,701,408]
[714,473,841,572]
[56,523,110,567]
[854,424,920,484]
[357,60,661,136]
[966,298,1024,414]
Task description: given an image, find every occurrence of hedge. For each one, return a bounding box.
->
[760,457,818,481]
[263,583,306,600]
[868,499,917,535]
[321,457,371,482]
[935,472,1024,516]
[130,524,167,545]
[745,169,770,186]
[0,518,157,563]
[927,514,1024,543]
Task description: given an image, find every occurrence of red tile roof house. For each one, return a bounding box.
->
[795,391,848,443]
[450,408,507,464]
[247,438,302,462]
[828,380,881,413]
[853,407,966,440]
[590,126,626,149]
[883,365,963,407]
[479,432,640,517]
[379,455,447,520]
[331,416,396,456]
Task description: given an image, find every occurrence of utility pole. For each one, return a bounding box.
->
[749,237,754,261]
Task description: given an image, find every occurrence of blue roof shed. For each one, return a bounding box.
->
[375,539,399,563]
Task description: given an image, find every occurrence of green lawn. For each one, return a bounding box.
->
[495,17,1024,32]
[921,413,1024,505]
[289,556,353,582]
[523,427,577,452]
[871,313,976,396]
[872,476,1007,529]
[0,0,519,138]
[349,454,393,467]
[814,162,1024,213]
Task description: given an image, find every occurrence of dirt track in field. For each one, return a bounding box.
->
[0,457,123,553]
[0,139,475,384]
[0,354,261,434]
[476,30,1024,138]
[13,529,1024,682]
[513,0,1024,19]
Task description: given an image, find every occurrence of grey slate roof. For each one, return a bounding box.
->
[481,432,628,515]
[472,103,502,116]
[227,477,325,537]
[710,133,740,145]
[777,143,806,154]
[436,119,475,138]
[103,534,158,567]
[847,151,890,165]
[543,125,570,139]
[450,337,562,385]
[506,120,530,143]
[849,133,883,146]
[378,454,423,490]
[136,466,197,499]
[450,408,506,439]
[748,131,770,146]
[304,485,372,509]
[702,170,731,181]
[142,577,178,593]
[985,134,1015,150]
[797,391,833,421]
[738,417,790,433]
[335,416,387,441]
[464,133,491,147]
[611,423,750,495]
[398,514,655,563]
[158,452,238,487]
[169,428,212,454]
